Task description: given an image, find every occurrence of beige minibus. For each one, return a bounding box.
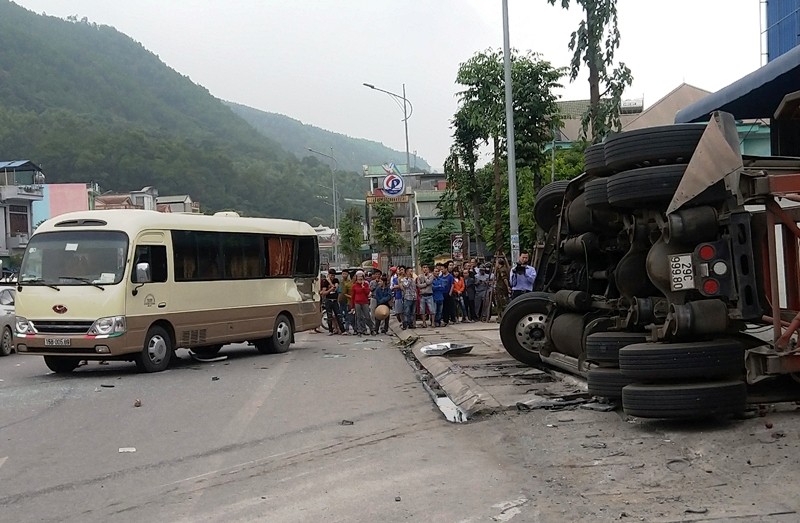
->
[14,210,320,372]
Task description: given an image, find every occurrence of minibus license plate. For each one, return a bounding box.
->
[45,338,71,347]
[669,254,695,291]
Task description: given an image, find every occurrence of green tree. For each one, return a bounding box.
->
[454,48,563,253]
[418,222,459,266]
[547,0,633,142]
[339,206,363,266]
[372,200,405,255]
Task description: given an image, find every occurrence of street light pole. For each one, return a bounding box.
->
[502,0,520,263]
[363,82,416,271]
[307,147,339,266]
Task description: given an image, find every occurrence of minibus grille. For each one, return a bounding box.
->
[32,320,94,335]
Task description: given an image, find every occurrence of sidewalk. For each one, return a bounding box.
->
[390,319,588,419]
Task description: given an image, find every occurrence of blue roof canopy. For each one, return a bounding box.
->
[675,45,800,123]
[0,160,43,171]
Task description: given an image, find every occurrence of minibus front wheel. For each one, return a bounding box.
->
[136,325,173,372]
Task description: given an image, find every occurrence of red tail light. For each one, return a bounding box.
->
[698,244,716,261]
[702,279,720,295]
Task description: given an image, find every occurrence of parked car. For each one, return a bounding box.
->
[0,286,15,356]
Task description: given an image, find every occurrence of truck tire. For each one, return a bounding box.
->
[606,164,726,209]
[587,368,635,400]
[584,143,610,176]
[603,124,707,171]
[583,178,610,209]
[622,380,746,419]
[619,339,744,380]
[499,292,555,366]
[585,331,649,365]
[534,180,570,232]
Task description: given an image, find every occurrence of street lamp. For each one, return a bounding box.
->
[363,82,416,270]
[307,147,339,266]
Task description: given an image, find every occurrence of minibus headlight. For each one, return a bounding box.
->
[89,316,127,335]
[16,317,35,335]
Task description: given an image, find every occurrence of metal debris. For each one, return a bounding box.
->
[133,399,142,407]
[340,420,354,426]
[420,343,474,356]
[189,352,228,363]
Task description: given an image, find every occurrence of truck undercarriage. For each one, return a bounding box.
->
[499,111,800,419]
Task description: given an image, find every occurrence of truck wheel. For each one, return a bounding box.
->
[44,356,80,374]
[585,332,648,365]
[499,293,554,366]
[622,380,746,419]
[256,314,293,354]
[587,368,635,400]
[135,326,173,372]
[606,164,726,209]
[619,339,744,380]
[534,180,570,232]
[603,124,707,171]
[583,178,610,209]
[584,143,611,176]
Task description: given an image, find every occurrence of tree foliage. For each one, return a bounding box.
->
[338,206,364,266]
[547,0,633,142]
[371,200,405,255]
[451,48,563,255]
[417,222,459,267]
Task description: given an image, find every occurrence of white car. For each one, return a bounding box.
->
[0,287,15,356]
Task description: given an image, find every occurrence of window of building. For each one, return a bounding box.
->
[9,205,28,235]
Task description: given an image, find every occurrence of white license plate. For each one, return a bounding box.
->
[669,254,695,291]
[44,338,71,347]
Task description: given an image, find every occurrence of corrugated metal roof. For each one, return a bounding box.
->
[676,44,800,123]
[0,160,43,171]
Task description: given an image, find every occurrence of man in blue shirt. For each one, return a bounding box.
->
[431,265,448,327]
[510,252,537,299]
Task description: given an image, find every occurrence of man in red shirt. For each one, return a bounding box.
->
[351,271,376,335]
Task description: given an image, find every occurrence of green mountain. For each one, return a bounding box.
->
[0,1,389,223]
[226,102,431,174]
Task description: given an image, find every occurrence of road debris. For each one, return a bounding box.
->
[420,342,474,356]
[100,384,115,388]
[189,352,228,363]
[685,507,708,514]
[340,419,354,426]
[581,442,608,449]
[118,447,136,453]
[395,496,401,502]
[133,399,142,407]
[323,354,346,358]
[211,376,220,381]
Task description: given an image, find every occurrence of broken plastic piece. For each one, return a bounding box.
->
[340,420,354,425]
[189,352,228,363]
[420,343,474,356]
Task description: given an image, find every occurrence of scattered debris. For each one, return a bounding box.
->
[394,496,401,502]
[340,420,354,426]
[580,402,617,412]
[211,376,220,381]
[684,507,708,514]
[765,420,774,429]
[133,399,142,408]
[771,431,786,439]
[666,458,690,473]
[396,335,420,348]
[323,354,346,358]
[581,442,608,449]
[94,387,101,392]
[189,352,228,363]
[100,384,115,388]
[420,342,474,356]
[356,338,382,344]
[118,447,136,453]
[557,417,574,423]
[515,398,588,411]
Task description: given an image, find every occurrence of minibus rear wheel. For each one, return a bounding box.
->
[44,356,80,374]
[136,325,173,372]
[256,314,293,354]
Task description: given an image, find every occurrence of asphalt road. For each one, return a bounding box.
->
[0,331,533,523]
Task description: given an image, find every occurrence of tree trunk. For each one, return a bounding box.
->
[587,6,601,143]
[493,134,502,251]
[468,154,484,258]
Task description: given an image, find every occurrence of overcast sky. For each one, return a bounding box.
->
[15,0,763,171]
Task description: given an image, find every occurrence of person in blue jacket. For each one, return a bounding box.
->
[431,264,448,328]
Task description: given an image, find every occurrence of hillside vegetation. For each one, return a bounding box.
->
[226,102,431,174]
[0,1,413,222]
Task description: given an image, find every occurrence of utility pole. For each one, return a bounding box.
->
[502,0,520,263]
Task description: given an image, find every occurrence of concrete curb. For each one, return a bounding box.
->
[392,324,504,418]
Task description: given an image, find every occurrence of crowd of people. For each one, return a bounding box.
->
[317,253,536,336]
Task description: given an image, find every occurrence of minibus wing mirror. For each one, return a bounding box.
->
[135,262,152,284]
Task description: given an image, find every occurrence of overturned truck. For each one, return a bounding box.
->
[500,110,800,419]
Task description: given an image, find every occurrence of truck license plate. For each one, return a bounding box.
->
[44,338,71,347]
[669,254,695,291]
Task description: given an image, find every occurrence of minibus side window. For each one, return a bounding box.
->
[132,245,167,283]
